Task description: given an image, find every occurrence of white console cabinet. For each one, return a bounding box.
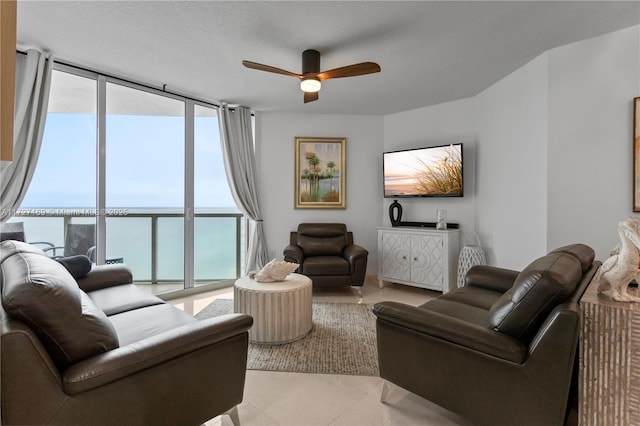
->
[378,227,460,293]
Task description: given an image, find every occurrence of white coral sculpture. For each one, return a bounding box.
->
[596,217,640,302]
[250,259,299,283]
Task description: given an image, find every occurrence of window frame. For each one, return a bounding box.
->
[32,62,240,293]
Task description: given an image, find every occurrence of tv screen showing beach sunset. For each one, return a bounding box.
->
[384,144,463,197]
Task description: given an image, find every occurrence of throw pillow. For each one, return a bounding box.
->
[1,250,119,369]
[57,255,92,279]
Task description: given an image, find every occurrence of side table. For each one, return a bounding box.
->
[579,279,640,425]
[234,273,312,344]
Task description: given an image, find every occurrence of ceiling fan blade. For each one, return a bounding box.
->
[242,60,302,78]
[317,62,381,80]
[304,91,319,103]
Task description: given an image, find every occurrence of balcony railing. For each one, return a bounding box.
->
[9,209,244,289]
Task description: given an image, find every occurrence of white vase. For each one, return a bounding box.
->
[436,209,447,230]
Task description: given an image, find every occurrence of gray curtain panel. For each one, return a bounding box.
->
[1,49,53,223]
[218,104,269,273]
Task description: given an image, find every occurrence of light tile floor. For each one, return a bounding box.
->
[168,276,472,426]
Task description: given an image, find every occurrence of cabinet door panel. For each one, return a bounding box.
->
[410,234,443,287]
[381,232,411,282]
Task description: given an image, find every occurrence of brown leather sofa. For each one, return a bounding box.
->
[0,240,253,426]
[373,243,599,426]
[283,223,368,288]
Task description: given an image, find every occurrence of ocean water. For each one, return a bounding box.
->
[9,212,243,283]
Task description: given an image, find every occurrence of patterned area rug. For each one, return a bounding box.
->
[196,299,379,376]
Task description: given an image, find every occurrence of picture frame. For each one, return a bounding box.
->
[635,98,640,211]
[295,137,346,209]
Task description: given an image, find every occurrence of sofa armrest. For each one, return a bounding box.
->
[465,265,519,293]
[372,301,526,363]
[76,264,133,292]
[344,244,368,284]
[283,244,304,266]
[62,313,253,394]
[343,244,368,263]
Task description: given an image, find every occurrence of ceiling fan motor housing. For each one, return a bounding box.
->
[302,49,321,76]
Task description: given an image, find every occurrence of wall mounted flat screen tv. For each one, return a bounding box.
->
[383,143,463,198]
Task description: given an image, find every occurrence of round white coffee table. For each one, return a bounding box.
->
[234,273,313,344]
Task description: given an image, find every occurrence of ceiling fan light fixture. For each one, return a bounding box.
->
[300,78,321,93]
[243,49,380,103]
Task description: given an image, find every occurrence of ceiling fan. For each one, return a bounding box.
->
[242,49,381,103]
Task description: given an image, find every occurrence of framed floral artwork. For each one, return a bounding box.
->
[294,137,346,209]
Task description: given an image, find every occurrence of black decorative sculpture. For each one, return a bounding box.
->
[389,200,403,226]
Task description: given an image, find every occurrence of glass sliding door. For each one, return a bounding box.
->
[15,65,246,297]
[105,82,185,293]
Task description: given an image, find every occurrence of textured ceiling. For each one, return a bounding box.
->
[17,1,640,115]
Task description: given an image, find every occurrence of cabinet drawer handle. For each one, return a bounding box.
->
[414,257,418,261]
[402,256,407,260]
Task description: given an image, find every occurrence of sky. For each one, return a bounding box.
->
[21,112,237,211]
[22,68,237,211]
[13,71,241,281]
[383,144,461,180]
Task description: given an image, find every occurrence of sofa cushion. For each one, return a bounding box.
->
[421,298,491,327]
[487,251,582,342]
[57,255,93,279]
[549,243,595,273]
[108,303,197,346]
[438,285,504,311]
[302,256,350,276]
[88,283,164,315]
[0,239,44,263]
[297,223,348,256]
[0,242,119,369]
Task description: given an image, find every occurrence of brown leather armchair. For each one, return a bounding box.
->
[373,244,600,426]
[283,223,368,288]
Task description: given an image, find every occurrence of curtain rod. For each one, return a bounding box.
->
[16,48,246,112]
[56,58,223,109]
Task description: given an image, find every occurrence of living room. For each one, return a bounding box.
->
[259,20,640,274]
[2,1,640,425]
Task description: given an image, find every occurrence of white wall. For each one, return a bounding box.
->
[474,54,549,269]
[382,61,549,270]
[255,25,639,274]
[382,24,640,269]
[255,112,383,274]
[382,99,476,232]
[547,25,640,259]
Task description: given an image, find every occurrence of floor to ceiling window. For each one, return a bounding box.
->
[17,69,97,256]
[11,65,243,295]
[105,82,185,286]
